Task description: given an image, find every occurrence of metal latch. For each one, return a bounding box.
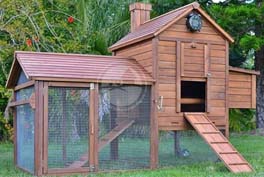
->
[157,96,163,111]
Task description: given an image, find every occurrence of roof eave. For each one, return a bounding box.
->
[109,33,154,52]
[31,76,155,85]
[229,66,260,75]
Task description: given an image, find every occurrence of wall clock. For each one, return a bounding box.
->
[186,13,202,32]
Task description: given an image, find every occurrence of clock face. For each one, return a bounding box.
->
[186,13,202,32]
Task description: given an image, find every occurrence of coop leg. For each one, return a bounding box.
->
[110,140,118,160]
[173,131,182,157]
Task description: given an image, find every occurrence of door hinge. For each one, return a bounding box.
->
[90,83,95,90]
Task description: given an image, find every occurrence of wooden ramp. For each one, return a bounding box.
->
[184,113,253,173]
[68,119,135,168]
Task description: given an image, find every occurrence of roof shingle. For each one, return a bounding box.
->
[6,51,154,88]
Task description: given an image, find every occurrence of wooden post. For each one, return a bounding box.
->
[13,90,17,167]
[94,84,99,172]
[43,82,48,174]
[225,41,230,139]
[150,37,159,169]
[176,41,181,113]
[206,44,211,113]
[89,83,99,172]
[34,81,43,176]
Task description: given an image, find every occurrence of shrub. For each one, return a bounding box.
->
[229,109,256,132]
[0,114,13,142]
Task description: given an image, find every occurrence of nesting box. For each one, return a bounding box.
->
[6,2,258,176]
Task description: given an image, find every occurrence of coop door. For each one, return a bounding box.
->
[180,42,209,78]
[43,82,94,174]
[178,42,210,113]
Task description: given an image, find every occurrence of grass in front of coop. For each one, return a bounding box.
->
[0,134,264,177]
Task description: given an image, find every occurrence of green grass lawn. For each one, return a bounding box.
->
[1,133,264,177]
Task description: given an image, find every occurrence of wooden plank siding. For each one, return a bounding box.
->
[157,16,228,130]
[228,71,256,108]
[115,40,153,75]
[159,17,226,43]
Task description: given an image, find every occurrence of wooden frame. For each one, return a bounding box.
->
[150,37,159,169]
[11,81,36,175]
[43,81,92,175]
[176,41,181,113]
[225,41,229,138]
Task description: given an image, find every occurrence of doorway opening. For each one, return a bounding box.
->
[181,81,206,112]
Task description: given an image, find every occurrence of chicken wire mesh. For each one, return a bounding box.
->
[98,84,151,171]
[48,87,89,169]
[159,130,218,167]
[16,104,35,173]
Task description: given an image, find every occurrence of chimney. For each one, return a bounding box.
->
[129,2,152,32]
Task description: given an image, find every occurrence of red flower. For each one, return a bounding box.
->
[68,16,74,23]
[26,39,32,47]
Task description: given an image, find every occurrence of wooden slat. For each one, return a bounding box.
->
[43,82,48,174]
[34,81,41,176]
[68,119,135,169]
[204,45,209,77]
[184,113,253,173]
[99,120,135,147]
[151,37,159,169]
[14,80,35,91]
[181,98,204,104]
[9,99,30,107]
[176,41,181,112]
[252,75,256,108]
[89,83,95,171]
[181,43,185,76]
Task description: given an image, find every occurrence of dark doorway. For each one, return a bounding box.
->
[181,81,206,112]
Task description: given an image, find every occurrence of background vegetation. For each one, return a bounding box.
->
[0,0,263,140]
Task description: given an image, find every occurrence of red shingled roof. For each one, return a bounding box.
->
[109,2,234,51]
[6,51,154,88]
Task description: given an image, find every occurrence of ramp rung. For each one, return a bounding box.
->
[210,141,229,144]
[194,122,211,124]
[202,131,220,134]
[229,162,249,165]
[219,151,238,154]
[184,113,253,173]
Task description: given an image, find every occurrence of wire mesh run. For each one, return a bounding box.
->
[98,84,151,171]
[48,87,89,169]
[16,104,35,173]
[159,130,218,167]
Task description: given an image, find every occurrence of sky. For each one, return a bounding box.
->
[212,0,226,3]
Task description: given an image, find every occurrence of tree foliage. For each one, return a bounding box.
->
[0,0,263,136]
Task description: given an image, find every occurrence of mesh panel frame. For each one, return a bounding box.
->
[98,84,151,171]
[16,104,35,173]
[47,87,89,169]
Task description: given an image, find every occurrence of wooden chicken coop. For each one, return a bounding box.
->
[6,2,259,176]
